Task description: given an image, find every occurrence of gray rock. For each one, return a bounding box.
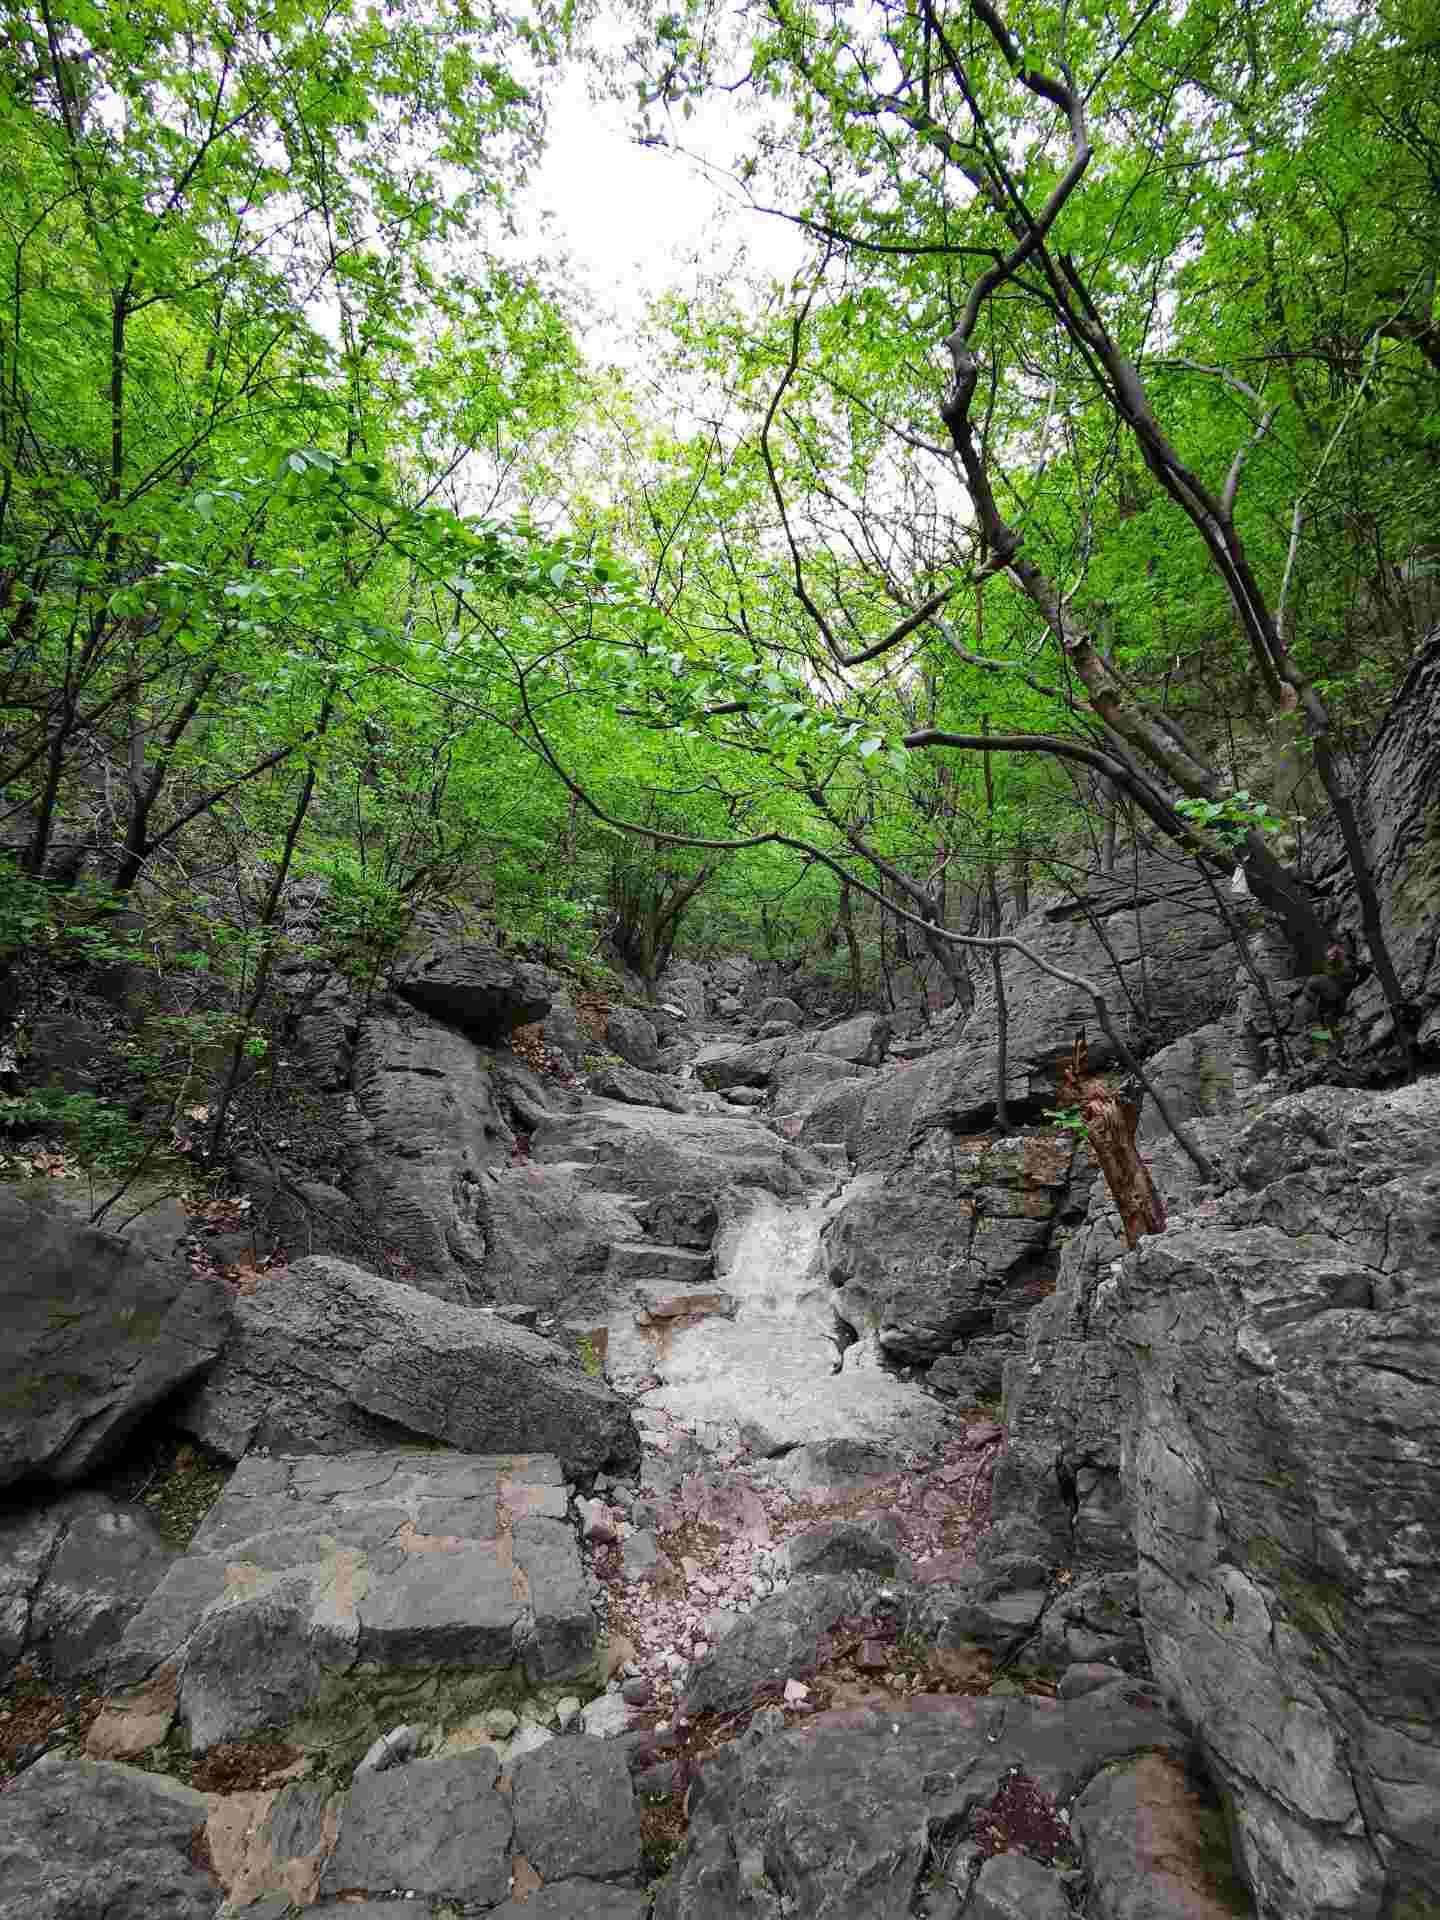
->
[0,1493,173,1682]
[781,1520,910,1581]
[517,1886,649,1919]
[907,852,1247,1137]
[355,1723,421,1773]
[511,1736,642,1882]
[968,1852,1071,1920]
[321,1750,513,1902]
[344,1011,511,1301]
[0,1188,226,1492]
[178,1254,637,1476]
[622,1531,671,1585]
[691,1039,785,1091]
[1318,627,1440,1051]
[606,1008,662,1072]
[1119,1081,1440,1918]
[589,1063,688,1111]
[1137,1020,1238,1145]
[654,1688,1196,1920]
[0,1755,219,1920]
[481,1162,638,1313]
[529,1102,806,1204]
[824,1129,1084,1364]
[103,1451,595,1754]
[581,1692,634,1738]
[771,1051,867,1117]
[815,1013,891,1066]
[757,996,804,1028]
[682,1574,890,1719]
[660,972,708,1021]
[1058,1661,1127,1700]
[543,993,586,1068]
[611,1242,715,1285]
[723,1085,766,1107]
[393,938,550,1039]
[635,1192,719,1249]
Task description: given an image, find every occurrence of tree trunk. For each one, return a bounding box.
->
[1060,1036,1165,1249]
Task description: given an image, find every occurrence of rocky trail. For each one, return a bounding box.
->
[4,839,1440,1920]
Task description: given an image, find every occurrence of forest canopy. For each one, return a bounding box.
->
[0,0,1436,1041]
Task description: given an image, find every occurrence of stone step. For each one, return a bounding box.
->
[607,1241,715,1284]
[89,1450,592,1762]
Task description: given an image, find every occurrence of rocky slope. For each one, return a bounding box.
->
[3,640,1439,1919]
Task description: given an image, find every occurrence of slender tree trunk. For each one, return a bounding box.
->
[837,882,863,1010]
[982,717,1010,1129]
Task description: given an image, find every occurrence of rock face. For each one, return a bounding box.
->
[1317,628,1440,1053]
[0,1494,174,1682]
[1,1188,227,1491]
[823,1128,1091,1390]
[480,1162,639,1313]
[1119,1081,1440,1919]
[343,1012,512,1303]
[393,937,550,1040]
[100,1451,594,1755]
[178,1255,638,1476]
[0,1755,219,1920]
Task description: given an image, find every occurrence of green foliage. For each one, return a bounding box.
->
[1174,793,1289,851]
[0,1089,148,1174]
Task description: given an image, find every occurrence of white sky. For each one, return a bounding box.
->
[514,54,808,363]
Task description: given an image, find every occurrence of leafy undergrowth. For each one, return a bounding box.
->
[99,1431,232,1550]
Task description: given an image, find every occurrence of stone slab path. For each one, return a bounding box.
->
[90,1450,593,1760]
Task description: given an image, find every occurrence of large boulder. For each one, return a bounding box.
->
[988,1120,1220,1573]
[587,1063,687,1113]
[0,1188,226,1492]
[530,1102,809,1204]
[393,938,550,1040]
[0,1494,174,1682]
[823,1129,1087,1368]
[814,1013,892,1066]
[1119,1081,1440,1918]
[691,1039,786,1092]
[605,1008,662,1072]
[178,1255,638,1477]
[0,1756,219,1920]
[757,995,804,1028]
[771,1051,867,1118]
[342,1011,513,1303]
